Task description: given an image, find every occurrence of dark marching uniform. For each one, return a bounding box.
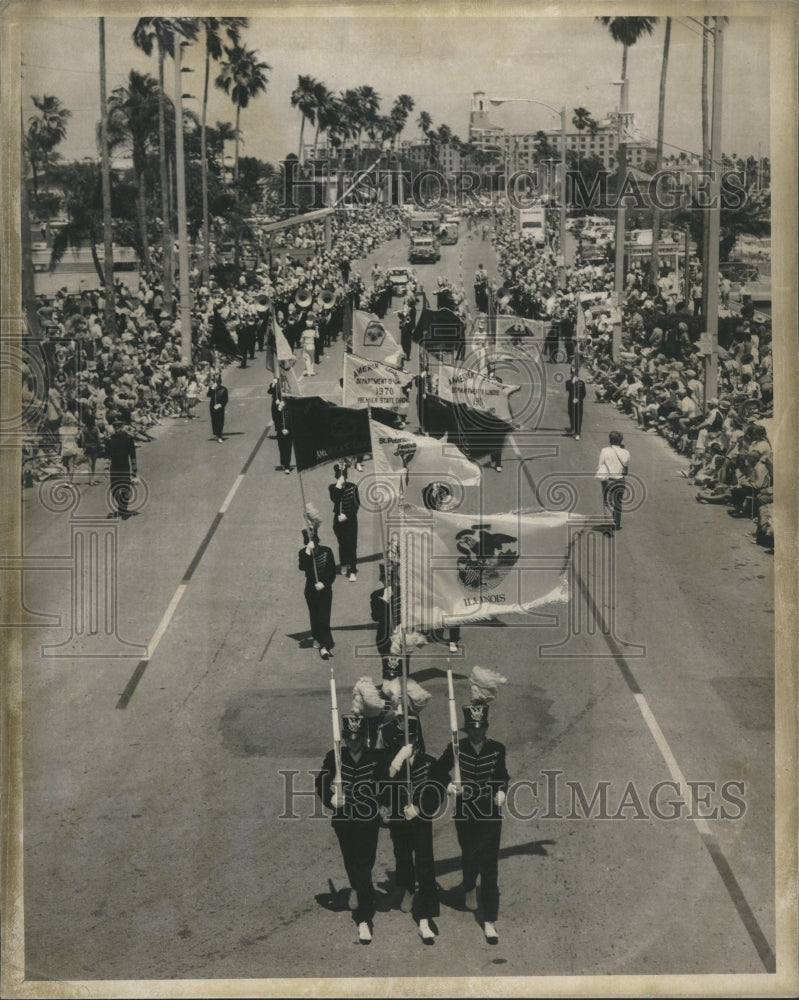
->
[207,380,228,439]
[437,725,509,923]
[381,741,445,920]
[369,578,402,681]
[566,373,586,437]
[329,477,360,577]
[268,378,293,470]
[316,739,384,923]
[298,540,336,651]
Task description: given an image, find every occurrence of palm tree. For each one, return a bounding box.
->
[390,93,414,151]
[650,17,672,285]
[132,17,198,310]
[199,18,247,283]
[310,81,332,162]
[356,85,381,165]
[339,89,363,167]
[215,43,271,188]
[597,16,658,304]
[291,74,319,164]
[436,123,453,169]
[571,107,598,174]
[27,94,71,199]
[106,70,160,268]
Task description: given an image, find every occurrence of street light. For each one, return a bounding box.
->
[490,97,567,288]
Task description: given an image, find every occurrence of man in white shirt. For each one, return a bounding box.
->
[595,431,630,531]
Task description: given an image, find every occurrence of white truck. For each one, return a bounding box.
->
[514,205,547,246]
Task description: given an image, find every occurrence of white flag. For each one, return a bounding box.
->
[343,354,413,411]
[435,360,519,422]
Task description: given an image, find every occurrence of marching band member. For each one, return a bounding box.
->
[436,666,509,944]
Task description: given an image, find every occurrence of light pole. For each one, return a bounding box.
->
[490,98,567,287]
[174,36,192,365]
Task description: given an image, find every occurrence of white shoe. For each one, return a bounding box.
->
[320,647,331,660]
[340,566,348,575]
[574,435,580,440]
[495,465,502,473]
[358,921,372,943]
[312,640,321,649]
[448,642,459,654]
[419,919,436,944]
[348,572,357,582]
[484,920,498,943]
[464,888,477,910]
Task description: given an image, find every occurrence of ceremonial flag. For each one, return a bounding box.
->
[352,310,403,364]
[274,312,295,363]
[279,363,304,397]
[285,397,395,471]
[494,314,549,342]
[412,296,465,359]
[369,420,481,503]
[400,508,586,629]
[434,360,519,423]
[342,353,413,410]
[210,308,240,357]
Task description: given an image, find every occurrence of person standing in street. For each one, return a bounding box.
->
[595,430,630,531]
[436,667,509,945]
[298,508,336,659]
[300,320,318,377]
[565,365,587,440]
[268,373,293,474]
[380,716,445,943]
[207,372,228,443]
[316,713,383,944]
[105,417,138,520]
[329,462,361,581]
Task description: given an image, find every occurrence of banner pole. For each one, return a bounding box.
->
[297,466,319,584]
[330,666,343,797]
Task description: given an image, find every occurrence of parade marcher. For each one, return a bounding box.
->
[298,505,336,659]
[595,430,630,531]
[329,461,361,581]
[207,372,228,443]
[300,320,318,377]
[381,716,445,942]
[105,417,138,520]
[370,563,403,681]
[268,371,293,474]
[81,413,103,485]
[560,307,576,365]
[58,409,80,483]
[436,666,509,944]
[565,364,587,439]
[376,677,431,756]
[315,712,383,944]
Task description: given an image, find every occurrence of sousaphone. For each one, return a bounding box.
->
[295,288,312,309]
[318,289,336,310]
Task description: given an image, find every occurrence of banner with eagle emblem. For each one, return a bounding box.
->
[399,507,586,628]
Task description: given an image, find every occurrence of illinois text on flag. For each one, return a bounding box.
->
[400,508,588,629]
[434,360,519,423]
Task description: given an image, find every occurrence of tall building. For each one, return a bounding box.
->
[468,91,655,173]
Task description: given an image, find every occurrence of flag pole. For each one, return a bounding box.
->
[446,659,462,787]
[329,665,343,798]
[396,488,412,800]
[297,466,319,585]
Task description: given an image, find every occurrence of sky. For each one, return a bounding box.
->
[19,13,771,168]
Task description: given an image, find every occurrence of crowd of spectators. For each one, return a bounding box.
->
[490,212,774,549]
[22,206,406,488]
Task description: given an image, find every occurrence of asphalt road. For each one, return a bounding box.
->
[19,226,775,985]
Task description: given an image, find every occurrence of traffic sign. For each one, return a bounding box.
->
[698,332,713,354]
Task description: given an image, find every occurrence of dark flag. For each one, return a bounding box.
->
[412,294,465,360]
[285,396,396,471]
[421,394,513,458]
[210,308,240,357]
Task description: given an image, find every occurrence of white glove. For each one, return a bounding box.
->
[213,404,221,410]
[336,476,345,488]
[494,790,506,807]
[447,782,462,797]
[382,585,392,602]
[277,401,285,411]
[337,513,347,522]
[330,787,344,809]
[389,743,413,777]
[403,804,419,821]
[282,428,289,435]
[314,581,325,592]
[305,541,315,554]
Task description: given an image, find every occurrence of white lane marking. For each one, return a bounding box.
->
[219,474,245,515]
[147,584,188,660]
[634,691,712,836]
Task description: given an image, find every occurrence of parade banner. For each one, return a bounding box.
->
[400,508,585,629]
[210,308,240,357]
[286,396,394,471]
[420,391,514,459]
[412,298,465,359]
[369,419,482,494]
[494,315,549,341]
[434,360,519,423]
[342,354,412,410]
[279,363,304,397]
[352,310,403,364]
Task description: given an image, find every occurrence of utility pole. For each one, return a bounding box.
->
[558,106,567,289]
[174,34,192,364]
[703,17,724,404]
[99,17,116,338]
[613,75,629,361]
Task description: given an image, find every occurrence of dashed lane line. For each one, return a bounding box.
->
[116,426,270,710]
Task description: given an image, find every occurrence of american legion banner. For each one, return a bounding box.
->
[399,507,588,629]
[434,360,520,423]
[342,353,413,410]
